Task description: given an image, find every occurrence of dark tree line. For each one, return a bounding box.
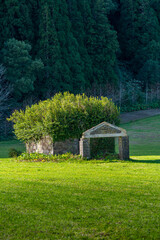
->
[0,0,160,111]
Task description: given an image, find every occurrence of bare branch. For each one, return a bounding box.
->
[0,64,12,117]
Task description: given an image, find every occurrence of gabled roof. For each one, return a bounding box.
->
[82,122,127,138]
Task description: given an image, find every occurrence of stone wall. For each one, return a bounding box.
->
[26,136,79,155]
[26,136,53,154]
[80,122,129,160]
[53,138,79,155]
[119,136,129,160]
[79,138,90,159]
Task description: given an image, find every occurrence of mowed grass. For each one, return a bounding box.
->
[121,114,160,156]
[1,158,160,240]
[1,116,160,239]
[0,140,25,158]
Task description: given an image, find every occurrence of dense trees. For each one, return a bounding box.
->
[0,0,33,46]
[117,0,160,104]
[0,0,160,107]
[2,39,44,100]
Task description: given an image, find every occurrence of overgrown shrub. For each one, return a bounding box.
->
[8,92,120,143]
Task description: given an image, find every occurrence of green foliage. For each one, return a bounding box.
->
[37,2,62,94]
[0,0,33,47]
[121,101,160,113]
[86,0,119,85]
[8,92,120,143]
[0,0,120,100]
[1,0,160,116]
[17,152,82,162]
[118,0,138,60]
[2,38,44,100]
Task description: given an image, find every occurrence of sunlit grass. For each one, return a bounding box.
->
[0,158,160,240]
[1,115,160,239]
[121,115,160,156]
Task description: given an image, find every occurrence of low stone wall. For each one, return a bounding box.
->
[26,136,79,155]
[53,139,79,155]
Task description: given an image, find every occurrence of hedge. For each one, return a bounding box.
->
[8,92,120,143]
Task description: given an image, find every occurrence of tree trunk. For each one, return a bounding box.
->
[146,81,148,104]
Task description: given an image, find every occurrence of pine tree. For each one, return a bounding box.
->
[2,39,44,100]
[55,0,85,92]
[0,0,33,48]
[134,1,160,70]
[118,0,160,79]
[90,0,119,85]
[118,0,137,60]
[37,1,62,95]
[68,0,93,89]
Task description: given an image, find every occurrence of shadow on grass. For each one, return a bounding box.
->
[90,154,160,164]
[128,158,160,164]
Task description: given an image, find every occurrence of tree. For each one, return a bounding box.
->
[118,0,137,60]
[0,0,34,48]
[68,0,93,88]
[2,38,44,101]
[54,0,86,92]
[133,1,160,71]
[37,2,62,95]
[138,60,160,103]
[90,0,119,85]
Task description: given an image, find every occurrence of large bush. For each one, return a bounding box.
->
[8,92,120,143]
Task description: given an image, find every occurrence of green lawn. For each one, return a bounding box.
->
[121,115,160,156]
[0,140,25,158]
[1,116,160,239]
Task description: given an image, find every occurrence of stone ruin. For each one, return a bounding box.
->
[79,122,129,160]
[26,122,129,160]
[26,136,79,155]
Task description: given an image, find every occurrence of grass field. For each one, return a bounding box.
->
[1,115,160,239]
[121,115,160,156]
[0,139,25,158]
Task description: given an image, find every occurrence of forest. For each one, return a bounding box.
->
[0,0,160,137]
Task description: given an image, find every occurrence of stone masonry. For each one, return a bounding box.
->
[79,122,130,160]
[26,136,79,155]
[118,136,129,160]
[26,122,129,160]
[26,136,53,154]
[53,138,79,155]
[79,138,91,159]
